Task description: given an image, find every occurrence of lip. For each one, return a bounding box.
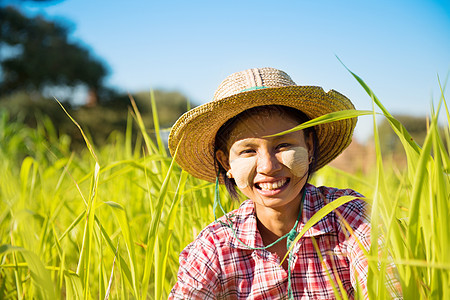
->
[254,177,290,196]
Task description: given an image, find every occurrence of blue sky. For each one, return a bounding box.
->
[4,0,450,141]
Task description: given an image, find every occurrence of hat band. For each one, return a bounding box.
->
[240,86,268,92]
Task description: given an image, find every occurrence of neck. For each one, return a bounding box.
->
[254,194,302,239]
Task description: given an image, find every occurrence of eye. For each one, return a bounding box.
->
[276,143,291,150]
[239,149,256,155]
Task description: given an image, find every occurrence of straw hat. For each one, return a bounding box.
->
[168,67,356,183]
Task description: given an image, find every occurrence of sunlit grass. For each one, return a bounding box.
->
[0,70,449,299]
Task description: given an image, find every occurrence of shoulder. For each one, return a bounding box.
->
[187,199,254,250]
[309,183,364,199]
[307,183,366,208]
[305,183,369,225]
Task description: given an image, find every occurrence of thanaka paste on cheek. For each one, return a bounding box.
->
[229,156,257,189]
[280,146,309,177]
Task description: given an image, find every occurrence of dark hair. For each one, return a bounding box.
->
[214,105,320,199]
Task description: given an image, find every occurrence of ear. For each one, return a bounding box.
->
[216,149,230,171]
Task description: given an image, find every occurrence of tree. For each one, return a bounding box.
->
[0,6,108,104]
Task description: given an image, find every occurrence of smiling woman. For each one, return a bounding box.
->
[167,67,402,299]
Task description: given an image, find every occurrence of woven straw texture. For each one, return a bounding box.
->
[169,68,356,183]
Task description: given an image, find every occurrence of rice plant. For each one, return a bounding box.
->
[0,70,448,299]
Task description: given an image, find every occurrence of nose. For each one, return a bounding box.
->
[256,150,282,175]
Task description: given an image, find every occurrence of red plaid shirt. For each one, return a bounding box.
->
[169,184,375,299]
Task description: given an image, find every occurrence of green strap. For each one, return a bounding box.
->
[240,86,268,92]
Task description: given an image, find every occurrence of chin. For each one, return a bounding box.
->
[252,194,301,209]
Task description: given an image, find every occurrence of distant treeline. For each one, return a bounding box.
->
[0,89,191,150]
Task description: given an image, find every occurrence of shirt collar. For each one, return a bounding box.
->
[225,184,334,250]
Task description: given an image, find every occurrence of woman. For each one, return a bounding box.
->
[168,68,398,299]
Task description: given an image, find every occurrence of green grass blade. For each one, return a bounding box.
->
[94,215,134,290]
[0,244,57,299]
[129,94,158,155]
[339,60,421,176]
[125,112,133,159]
[54,98,99,164]
[437,74,449,128]
[154,170,188,299]
[150,89,167,157]
[140,143,181,300]
[64,272,83,300]
[57,209,86,243]
[406,123,433,257]
[106,201,139,297]
[268,109,372,137]
[367,97,391,298]
[104,241,120,300]
[281,196,366,264]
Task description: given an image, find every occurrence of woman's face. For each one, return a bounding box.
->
[217,111,313,211]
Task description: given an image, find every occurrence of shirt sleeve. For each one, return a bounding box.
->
[169,227,222,299]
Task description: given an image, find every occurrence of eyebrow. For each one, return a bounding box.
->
[232,139,259,148]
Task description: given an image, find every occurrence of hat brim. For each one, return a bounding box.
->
[168,85,356,183]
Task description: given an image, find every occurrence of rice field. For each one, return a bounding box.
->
[0,73,449,299]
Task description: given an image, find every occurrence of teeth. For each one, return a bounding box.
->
[258,179,287,191]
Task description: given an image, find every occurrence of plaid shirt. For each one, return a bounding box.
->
[170,184,397,299]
